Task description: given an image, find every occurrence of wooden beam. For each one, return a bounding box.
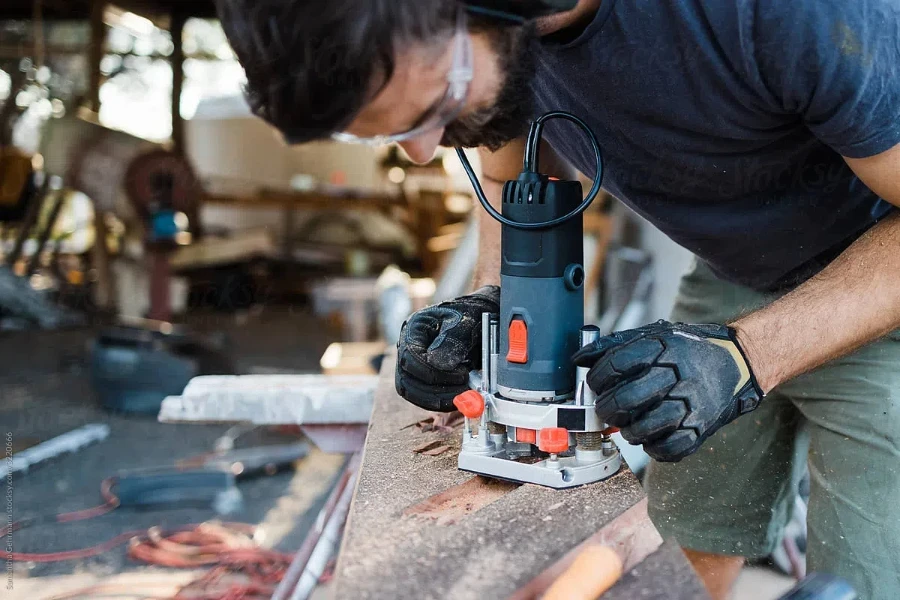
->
[170,8,186,155]
[90,212,115,312]
[85,2,117,315]
[87,0,105,113]
[33,0,46,68]
[331,355,706,599]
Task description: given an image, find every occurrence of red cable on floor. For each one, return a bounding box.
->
[8,525,194,563]
[56,476,120,522]
[6,475,308,599]
[11,520,294,600]
[0,476,119,539]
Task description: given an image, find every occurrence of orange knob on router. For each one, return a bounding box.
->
[453,390,485,419]
[538,428,570,454]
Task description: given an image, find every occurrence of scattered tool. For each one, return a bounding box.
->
[4,440,311,551]
[114,442,313,513]
[10,423,109,475]
[179,441,312,477]
[114,467,241,514]
[453,112,622,488]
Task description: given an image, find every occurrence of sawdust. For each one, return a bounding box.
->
[401,411,465,433]
[403,476,520,525]
[443,546,512,600]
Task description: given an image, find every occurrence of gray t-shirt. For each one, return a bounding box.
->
[530,0,900,291]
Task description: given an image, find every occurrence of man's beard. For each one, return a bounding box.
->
[440,24,537,151]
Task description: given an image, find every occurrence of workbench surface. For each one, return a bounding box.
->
[333,355,707,600]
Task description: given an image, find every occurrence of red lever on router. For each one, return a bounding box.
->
[453,390,485,419]
[538,428,569,454]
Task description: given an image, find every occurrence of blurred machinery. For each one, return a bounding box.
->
[91,319,234,415]
[41,115,200,319]
[125,148,199,321]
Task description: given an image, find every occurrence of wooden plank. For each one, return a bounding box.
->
[509,499,664,600]
[604,539,710,600]
[170,8,186,155]
[333,354,667,600]
[90,211,115,311]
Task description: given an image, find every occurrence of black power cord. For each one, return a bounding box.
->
[455,111,604,230]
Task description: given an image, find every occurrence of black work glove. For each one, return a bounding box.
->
[573,320,764,462]
[395,286,500,412]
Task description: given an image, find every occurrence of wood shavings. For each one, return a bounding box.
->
[401,411,464,434]
[412,440,453,457]
[421,445,451,457]
[412,440,443,454]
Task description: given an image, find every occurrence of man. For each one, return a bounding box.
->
[216,1,900,598]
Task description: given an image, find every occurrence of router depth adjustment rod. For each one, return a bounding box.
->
[452,112,621,489]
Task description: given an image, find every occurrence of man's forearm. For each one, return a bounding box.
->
[732,211,900,393]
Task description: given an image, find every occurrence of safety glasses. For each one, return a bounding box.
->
[331,9,473,146]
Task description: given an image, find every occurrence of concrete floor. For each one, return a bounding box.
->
[2,307,343,598]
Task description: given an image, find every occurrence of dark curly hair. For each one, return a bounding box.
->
[215,0,458,144]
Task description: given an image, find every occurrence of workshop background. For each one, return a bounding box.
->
[0,2,795,599]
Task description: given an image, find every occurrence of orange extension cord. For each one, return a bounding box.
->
[3,478,295,600]
[0,476,120,542]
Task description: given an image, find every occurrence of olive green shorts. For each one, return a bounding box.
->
[645,259,900,600]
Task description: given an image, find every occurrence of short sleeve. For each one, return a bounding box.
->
[751,0,900,158]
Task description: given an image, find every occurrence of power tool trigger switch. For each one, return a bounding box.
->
[507,319,528,364]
